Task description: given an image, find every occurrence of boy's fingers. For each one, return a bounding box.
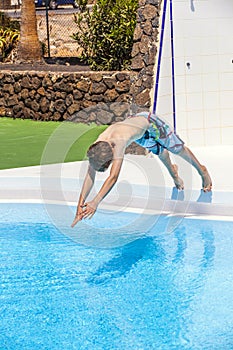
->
[71,219,79,227]
[82,209,95,219]
[71,202,96,227]
[83,212,92,219]
[71,220,77,228]
[71,214,83,227]
[88,212,95,220]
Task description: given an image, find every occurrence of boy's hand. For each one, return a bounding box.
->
[71,205,85,227]
[81,201,97,220]
[71,201,97,227]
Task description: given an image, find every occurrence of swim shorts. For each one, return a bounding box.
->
[133,112,184,155]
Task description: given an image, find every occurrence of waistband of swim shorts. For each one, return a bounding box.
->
[128,111,154,121]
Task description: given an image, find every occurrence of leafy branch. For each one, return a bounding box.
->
[72,0,138,71]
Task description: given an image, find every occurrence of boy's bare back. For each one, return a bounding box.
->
[97,116,149,149]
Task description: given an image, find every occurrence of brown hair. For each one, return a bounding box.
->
[87,141,113,172]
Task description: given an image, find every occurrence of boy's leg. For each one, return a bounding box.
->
[176,146,212,192]
[146,114,212,191]
[158,149,184,190]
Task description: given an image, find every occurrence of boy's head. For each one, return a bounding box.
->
[87,141,113,172]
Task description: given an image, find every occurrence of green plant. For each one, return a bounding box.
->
[0,11,20,30]
[0,26,20,61]
[72,0,138,71]
[77,0,89,12]
[40,41,47,56]
[0,12,20,61]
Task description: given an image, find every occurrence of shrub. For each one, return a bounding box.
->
[0,27,20,61]
[0,12,20,61]
[0,11,20,30]
[72,0,138,71]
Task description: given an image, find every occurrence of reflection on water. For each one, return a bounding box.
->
[86,237,156,285]
[87,217,215,288]
[172,226,187,264]
[86,218,217,347]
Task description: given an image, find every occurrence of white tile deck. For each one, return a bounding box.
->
[0,145,232,218]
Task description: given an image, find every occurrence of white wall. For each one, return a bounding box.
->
[153,0,233,147]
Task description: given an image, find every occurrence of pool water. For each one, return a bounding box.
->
[0,204,233,350]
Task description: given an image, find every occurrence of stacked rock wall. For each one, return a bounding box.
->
[0,0,162,122]
[0,71,136,123]
[130,0,161,111]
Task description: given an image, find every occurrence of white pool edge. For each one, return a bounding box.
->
[1,198,233,222]
[0,147,233,221]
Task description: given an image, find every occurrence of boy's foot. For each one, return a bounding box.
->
[172,164,184,190]
[200,166,212,192]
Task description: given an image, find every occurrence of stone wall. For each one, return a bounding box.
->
[0,71,136,123]
[130,0,161,111]
[0,0,162,122]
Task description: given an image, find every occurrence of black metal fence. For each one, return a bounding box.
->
[37,7,81,57]
[0,0,89,58]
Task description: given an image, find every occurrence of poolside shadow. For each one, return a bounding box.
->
[171,187,184,201]
[190,0,195,11]
[197,190,213,203]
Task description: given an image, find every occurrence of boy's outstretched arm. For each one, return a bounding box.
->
[79,157,123,221]
[71,165,96,227]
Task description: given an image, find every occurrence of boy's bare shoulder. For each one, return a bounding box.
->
[112,140,126,159]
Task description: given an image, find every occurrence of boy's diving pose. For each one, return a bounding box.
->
[71,112,212,227]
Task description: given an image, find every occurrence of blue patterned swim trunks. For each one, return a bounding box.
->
[133,112,184,155]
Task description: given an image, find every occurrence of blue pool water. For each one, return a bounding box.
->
[0,203,233,350]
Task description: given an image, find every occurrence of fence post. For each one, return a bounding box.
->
[45,0,50,57]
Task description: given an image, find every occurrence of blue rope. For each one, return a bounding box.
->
[170,0,177,133]
[152,0,168,115]
[152,0,177,133]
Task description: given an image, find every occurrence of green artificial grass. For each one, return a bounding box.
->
[0,118,107,170]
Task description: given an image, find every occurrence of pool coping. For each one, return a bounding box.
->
[0,198,233,222]
[0,146,233,220]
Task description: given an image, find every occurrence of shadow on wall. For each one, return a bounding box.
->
[190,0,195,12]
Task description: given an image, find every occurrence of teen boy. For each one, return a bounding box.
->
[71,112,212,227]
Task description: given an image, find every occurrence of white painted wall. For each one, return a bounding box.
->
[153,0,233,147]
